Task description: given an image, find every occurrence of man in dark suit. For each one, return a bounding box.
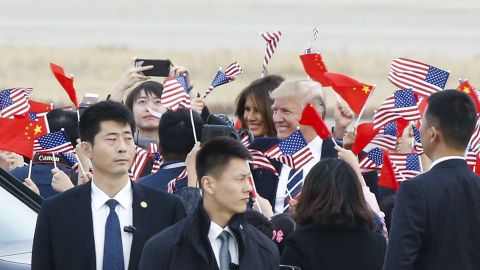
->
[250,78,353,213]
[140,108,203,193]
[384,90,480,270]
[32,101,186,270]
[139,137,279,270]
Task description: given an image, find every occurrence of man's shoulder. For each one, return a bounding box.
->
[145,215,191,247]
[134,182,182,204]
[243,223,279,255]
[250,137,279,151]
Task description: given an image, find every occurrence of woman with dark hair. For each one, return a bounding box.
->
[235,75,284,137]
[280,158,386,270]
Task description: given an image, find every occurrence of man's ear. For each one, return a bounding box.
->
[430,126,440,143]
[81,141,93,159]
[201,176,215,195]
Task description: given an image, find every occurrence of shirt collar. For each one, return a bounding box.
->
[429,156,465,170]
[208,221,233,240]
[91,179,132,210]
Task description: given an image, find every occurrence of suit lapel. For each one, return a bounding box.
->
[128,182,150,269]
[72,182,96,269]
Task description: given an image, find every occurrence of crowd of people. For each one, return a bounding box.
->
[1,58,480,270]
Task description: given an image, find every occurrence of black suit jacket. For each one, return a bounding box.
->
[249,136,338,207]
[139,203,279,270]
[384,159,480,270]
[32,181,186,270]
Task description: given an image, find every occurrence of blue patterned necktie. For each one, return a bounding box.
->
[218,230,231,270]
[284,168,303,212]
[103,199,124,270]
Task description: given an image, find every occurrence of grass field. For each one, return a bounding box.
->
[0,46,479,119]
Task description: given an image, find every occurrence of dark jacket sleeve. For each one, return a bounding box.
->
[383,179,427,270]
[280,236,305,269]
[139,236,171,270]
[31,200,54,270]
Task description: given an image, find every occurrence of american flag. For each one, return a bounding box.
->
[260,31,281,76]
[412,125,424,155]
[224,62,243,77]
[148,143,163,174]
[0,88,32,118]
[465,119,480,166]
[373,89,420,130]
[176,75,190,94]
[33,131,74,153]
[388,57,449,98]
[167,168,188,194]
[388,153,422,180]
[465,147,477,166]
[204,70,230,97]
[240,133,251,148]
[371,121,402,150]
[359,147,384,171]
[161,77,191,111]
[129,146,150,182]
[59,152,79,170]
[264,130,313,170]
[248,149,278,176]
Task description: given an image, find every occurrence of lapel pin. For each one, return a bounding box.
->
[140,201,148,208]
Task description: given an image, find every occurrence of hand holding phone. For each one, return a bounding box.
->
[135,59,172,77]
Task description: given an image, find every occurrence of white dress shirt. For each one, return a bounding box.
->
[207,221,239,268]
[91,180,133,270]
[429,156,465,170]
[274,136,323,214]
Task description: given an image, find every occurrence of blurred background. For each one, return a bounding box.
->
[0,0,479,118]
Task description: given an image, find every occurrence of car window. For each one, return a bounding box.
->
[0,186,37,246]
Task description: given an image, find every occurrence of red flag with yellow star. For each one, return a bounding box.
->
[28,100,53,114]
[323,72,374,115]
[351,122,379,155]
[457,80,480,113]
[299,53,331,87]
[299,103,331,140]
[50,63,79,109]
[0,117,36,158]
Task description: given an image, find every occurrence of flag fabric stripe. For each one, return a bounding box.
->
[161,77,191,111]
[0,88,32,117]
[373,89,420,130]
[261,31,281,75]
[129,146,149,182]
[248,149,278,176]
[388,57,449,97]
[264,130,313,171]
[33,131,74,153]
[224,62,243,77]
[167,168,188,194]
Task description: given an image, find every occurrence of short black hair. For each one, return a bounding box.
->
[426,90,477,150]
[196,137,251,187]
[125,81,163,112]
[79,101,135,144]
[47,109,79,146]
[159,109,203,154]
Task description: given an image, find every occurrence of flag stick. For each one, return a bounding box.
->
[285,168,304,200]
[52,153,57,169]
[354,84,376,127]
[331,136,339,147]
[76,110,80,122]
[189,109,198,143]
[418,154,424,173]
[28,159,33,179]
[75,153,87,177]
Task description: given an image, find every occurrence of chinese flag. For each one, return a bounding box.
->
[351,122,379,155]
[0,118,35,159]
[299,103,331,140]
[28,100,53,114]
[323,72,374,115]
[378,152,399,192]
[457,80,480,113]
[299,53,331,87]
[50,63,79,109]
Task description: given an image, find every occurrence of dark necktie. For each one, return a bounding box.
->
[103,199,124,270]
[218,230,231,270]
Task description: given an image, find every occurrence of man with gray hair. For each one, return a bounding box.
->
[250,78,354,213]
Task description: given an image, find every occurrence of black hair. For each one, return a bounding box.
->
[196,137,251,187]
[79,101,135,144]
[46,109,79,146]
[270,213,296,254]
[159,109,203,154]
[124,81,164,112]
[235,75,284,137]
[294,158,377,231]
[425,90,477,150]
